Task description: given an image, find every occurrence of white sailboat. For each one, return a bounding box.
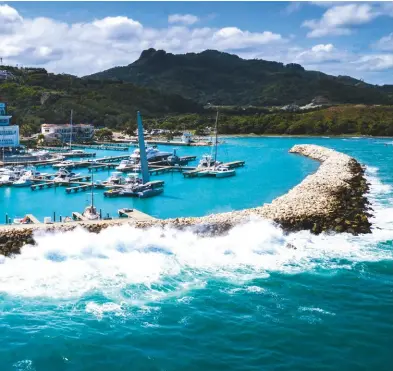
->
[82,172,99,220]
[197,111,235,178]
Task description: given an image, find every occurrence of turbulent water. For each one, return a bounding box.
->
[1,138,392,370]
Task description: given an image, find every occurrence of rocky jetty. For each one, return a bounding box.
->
[0,145,372,256]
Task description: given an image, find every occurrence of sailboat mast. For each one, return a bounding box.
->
[91,171,94,208]
[69,109,73,149]
[214,110,219,163]
[137,111,150,184]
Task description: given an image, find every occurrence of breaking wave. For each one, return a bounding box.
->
[0,167,392,308]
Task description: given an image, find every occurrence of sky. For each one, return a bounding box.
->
[0,1,392,84]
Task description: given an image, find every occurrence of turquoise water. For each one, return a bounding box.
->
[0,137,393,370]
[1,138,320,221]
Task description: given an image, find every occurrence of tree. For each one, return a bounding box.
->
[95,128,113,141]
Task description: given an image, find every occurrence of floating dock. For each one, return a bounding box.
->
[130,139,211,147]
[72,144,129,151]
[88,163,118,172]
[118,208,156,221]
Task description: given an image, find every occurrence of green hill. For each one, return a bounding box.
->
[0,66,201,136]
[86,48,393,106]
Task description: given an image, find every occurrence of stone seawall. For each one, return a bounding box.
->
[0,144,372,256]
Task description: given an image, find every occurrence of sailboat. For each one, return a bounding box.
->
[104,111,164,198]
[197,111,235,178]
[82,171,100,220]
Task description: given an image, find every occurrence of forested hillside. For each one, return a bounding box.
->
[87,48,393,106]
[0,66,201,136]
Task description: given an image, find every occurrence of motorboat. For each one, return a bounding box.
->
[197,154,221,169]
[70,149,86,155]
[13,174,34,187]
[125,173,142,185]
[53,160,75,169]
[212,165,236,178]
[0,169,19,185]
[104,182,163,198]
[130,146,171,163]
[53,168,77,183]
[181,132,193,144]
[102,171,127,186]
[115,159,134,170]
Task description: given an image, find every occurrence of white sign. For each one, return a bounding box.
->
[0,125,19,147]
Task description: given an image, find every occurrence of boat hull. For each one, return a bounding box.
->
[214,170,236,178]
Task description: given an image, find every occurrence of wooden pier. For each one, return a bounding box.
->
[65,184,92,193]
[88,163,118,172]
[118,208,156,221]
[61,152,96,158]
[72,144,129,151]
[52,155,130,170]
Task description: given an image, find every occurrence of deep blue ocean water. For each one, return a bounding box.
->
[0,137,392,370]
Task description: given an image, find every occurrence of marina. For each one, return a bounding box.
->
[1,135,249,223]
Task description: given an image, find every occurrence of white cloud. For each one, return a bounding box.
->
[355,55,393,71]
[374,33,393,51]
[168,14,199,25]
[290,43,349,64]
[0,5,284,75]
[0,4,23,33]
[303,4,379,38]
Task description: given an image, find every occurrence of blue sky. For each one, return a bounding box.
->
[1,1,392,84]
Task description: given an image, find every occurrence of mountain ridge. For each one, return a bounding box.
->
[85,48,393,106]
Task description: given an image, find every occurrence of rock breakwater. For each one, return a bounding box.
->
[0,144,372,255]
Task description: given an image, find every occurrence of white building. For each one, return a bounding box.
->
[0,102,20,148]
[41,123,94,143]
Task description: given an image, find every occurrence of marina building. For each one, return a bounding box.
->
[0,102,20,148]
[41,123,94,143]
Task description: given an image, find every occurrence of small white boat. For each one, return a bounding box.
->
[130,146,171,162]
[82,205,99,220]
[53,160,75,169]
[212,165,235,178]
[103,171,127,186]
[53,168,77,183]
[13,175,33,187]
[82,172,100,220]
[115,159,134,170]
[70,149,86,155]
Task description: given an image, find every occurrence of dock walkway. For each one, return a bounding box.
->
[118,208,156,221]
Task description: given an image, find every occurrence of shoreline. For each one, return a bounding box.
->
[219,134,393,139]
[0,144,372,256]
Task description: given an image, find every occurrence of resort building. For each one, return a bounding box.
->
[0,102,20,148]
[41,123,94,143]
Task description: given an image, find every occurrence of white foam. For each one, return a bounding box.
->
[85,302,125,320]
[298,306,336,316]
[0,167,392,306]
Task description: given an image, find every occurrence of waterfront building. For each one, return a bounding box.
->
[0,102,20,148]
[41,123,94,143]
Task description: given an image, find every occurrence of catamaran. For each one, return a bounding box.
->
[104,111,164,198]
